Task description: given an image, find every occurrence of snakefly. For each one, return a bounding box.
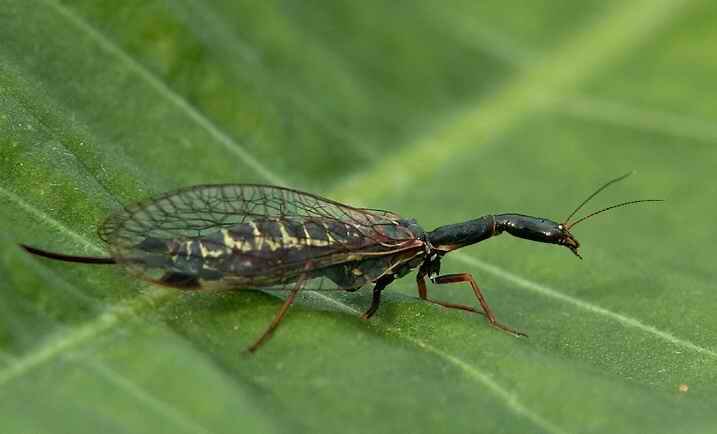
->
[21,173,660,352]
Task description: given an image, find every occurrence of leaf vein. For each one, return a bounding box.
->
[310,293,567,434]
[558,96,717,144]
[89,361,216,434]
[0,186,101,253]
[41,0,286,186]
[454,252,717,358]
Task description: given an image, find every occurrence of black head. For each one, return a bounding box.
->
[496,215,582,258]
[497,172,662,259]
[429,173,661,259]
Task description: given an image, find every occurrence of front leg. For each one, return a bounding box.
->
[417,271,526,337]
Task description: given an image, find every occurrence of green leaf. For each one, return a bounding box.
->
[1,0,716,433]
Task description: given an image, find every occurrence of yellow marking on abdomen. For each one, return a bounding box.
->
[198,242,226,258]
[321,222,337,243]
[221,229,254,252]
[221,229,236,248]
[278,222,301,248]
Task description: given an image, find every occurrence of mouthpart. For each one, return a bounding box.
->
[563,234,582,259]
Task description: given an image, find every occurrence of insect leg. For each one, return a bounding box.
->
[419,272,526,337]
[247,262,313,353]
[360,274,395,320]
[416,271,484,316]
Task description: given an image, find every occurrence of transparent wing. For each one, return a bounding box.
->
[98,184,422,289]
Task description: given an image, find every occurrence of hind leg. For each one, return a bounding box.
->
[247,263,313,352]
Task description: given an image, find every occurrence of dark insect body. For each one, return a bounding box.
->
[21,173,660,352]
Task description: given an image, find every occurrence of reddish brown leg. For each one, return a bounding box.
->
[248,265,311,353]
[417,272,526,337]
[417,273,484,316]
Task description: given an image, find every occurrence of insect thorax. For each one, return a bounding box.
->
[381,219,434,279]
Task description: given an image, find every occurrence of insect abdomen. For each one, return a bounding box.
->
[223,219,365,252]
[142,219,367,281]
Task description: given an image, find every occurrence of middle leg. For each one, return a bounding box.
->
[360,274,395,320]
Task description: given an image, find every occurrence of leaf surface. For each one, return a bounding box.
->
[1,1,716,433]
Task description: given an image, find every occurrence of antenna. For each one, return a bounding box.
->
[563,171,634,225]
[565,199,663,230]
